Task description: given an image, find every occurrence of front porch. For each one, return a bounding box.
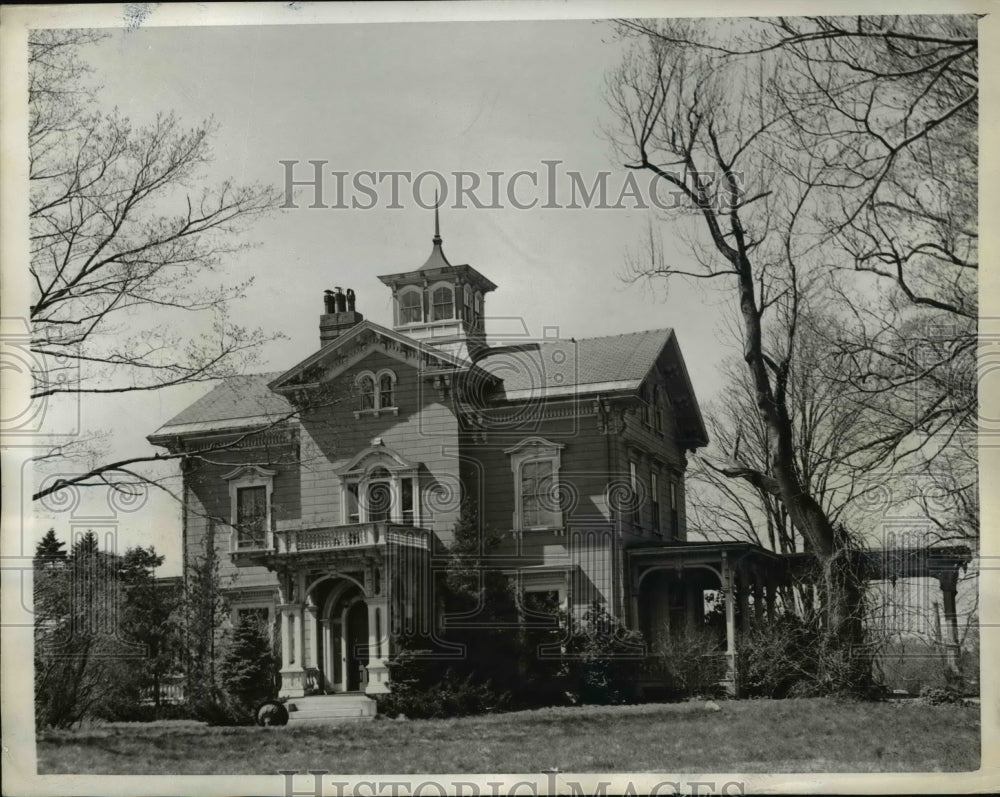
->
[231,520,432,699]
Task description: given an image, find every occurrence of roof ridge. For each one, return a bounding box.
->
[552,327,673,344]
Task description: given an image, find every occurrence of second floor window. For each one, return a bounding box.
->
[236,485,267,548]
[521,459,557,528]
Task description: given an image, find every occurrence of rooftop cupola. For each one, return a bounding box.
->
[377,201,497,361]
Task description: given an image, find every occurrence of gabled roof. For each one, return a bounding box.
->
[148,373,291,440]
[268,319,472,393]
[476,328,708,447]
[477,329,674,395]
[148,326,707,449]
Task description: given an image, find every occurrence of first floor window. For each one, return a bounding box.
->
[235,607,271,637]
[669,481,679,534]
[236,485,267,548]
[651,472,660,534]
[521,459,557,528]
[522,589,561,615]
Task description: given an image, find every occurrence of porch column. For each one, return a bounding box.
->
[766,573,777,623]
[685,580,701,631]
[365,597,390,694]
[278,603,307,698]
[737,567,750,633]
[304,601,318,669]
[320,618,333,692]
[937,569,962,681]
[752,570,764,626]
[721,554,738,697]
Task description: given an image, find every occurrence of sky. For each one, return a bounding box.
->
[25,17,740,575]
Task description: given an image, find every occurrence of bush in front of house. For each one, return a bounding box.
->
[561,601,645,705]
[208,615,279,725]
[737,614,819,698]
[648,624,728,699]
[737,612,884,699]
[377,646,508,719]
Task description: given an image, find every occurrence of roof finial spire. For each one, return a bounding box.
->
[433,190,442,245]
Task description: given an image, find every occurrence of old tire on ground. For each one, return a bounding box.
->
[255,700,289,726]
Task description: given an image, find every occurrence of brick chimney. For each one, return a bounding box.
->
[320,287,363,346]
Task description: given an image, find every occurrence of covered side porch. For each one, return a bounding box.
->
[627,540,974,696]
[627,541,787,696]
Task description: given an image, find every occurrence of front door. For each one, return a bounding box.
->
[345,600,369,692]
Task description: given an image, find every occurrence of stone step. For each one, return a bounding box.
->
[286,694,378,723]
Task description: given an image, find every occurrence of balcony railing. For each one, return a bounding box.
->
[231,521,431,561]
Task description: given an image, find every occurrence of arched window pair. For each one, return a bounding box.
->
[355,369,397,414]
[398,285,454,323]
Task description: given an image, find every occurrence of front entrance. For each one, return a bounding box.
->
[345,599,369,691]
[316,582,371,694]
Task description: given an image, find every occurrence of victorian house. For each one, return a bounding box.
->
[153,213,967,716]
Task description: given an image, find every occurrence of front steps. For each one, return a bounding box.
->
[285,693,378,724]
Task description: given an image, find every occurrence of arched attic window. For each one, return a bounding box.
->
[354,370,399,418]
[357,374,375,410]
[432,286,453,321]
[379,371,395,409]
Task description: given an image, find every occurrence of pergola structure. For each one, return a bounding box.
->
[627,540,974,696]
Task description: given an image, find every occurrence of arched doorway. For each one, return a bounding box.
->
[316,581,370,694]
[345,599,369,692]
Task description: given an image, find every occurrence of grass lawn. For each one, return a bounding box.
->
[36,698,979,775]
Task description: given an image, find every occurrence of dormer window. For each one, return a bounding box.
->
[399,288,422,325]
[432,286,453,321]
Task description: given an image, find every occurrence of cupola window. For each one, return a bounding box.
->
[399,289,422,324]
[432,286,453,321]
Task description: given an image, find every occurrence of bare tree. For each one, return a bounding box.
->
[615,15,978,320]
[687,309,870,553]
[28,30,281,500]
[607,15,977,687]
